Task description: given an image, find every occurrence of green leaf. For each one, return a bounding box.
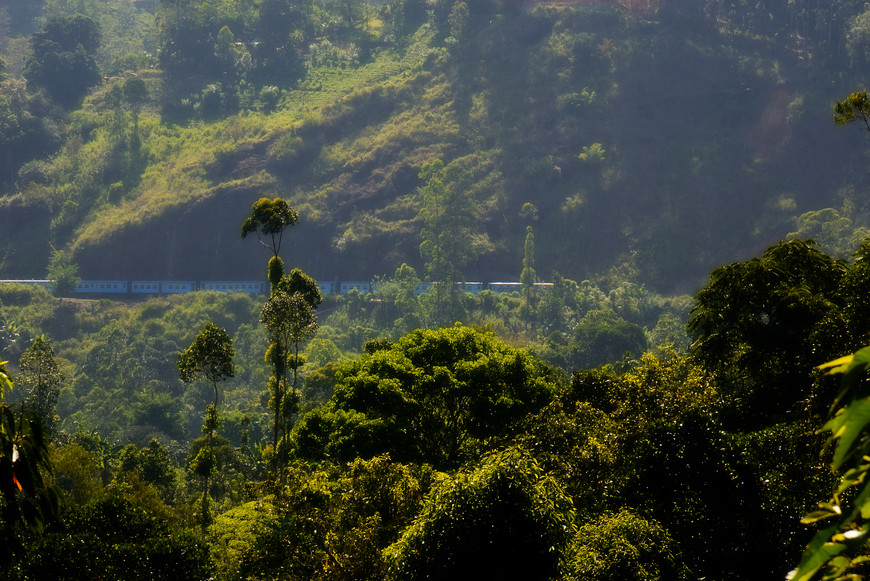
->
[827,397,870,469]
[790,524,846,581]
[818,354,855,374]
[0,361,11,397]
[849,480,870,521]
[801,505,840,525]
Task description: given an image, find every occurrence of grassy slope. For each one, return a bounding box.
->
[68,27,449,281]
[74,32,437,248]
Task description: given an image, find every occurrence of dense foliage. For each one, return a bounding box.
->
[292,325,556,468]
[383,447,574,581]
[0,234,858,579]
[5,0,870,579]
[24,14,102,108]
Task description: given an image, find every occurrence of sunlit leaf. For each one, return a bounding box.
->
[818,354,855,373]
[802,508,840,525]
[827,398,870,469]
[790,524,846,581]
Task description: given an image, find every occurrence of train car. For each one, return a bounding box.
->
[201,281,265,294]
[339,281,371,294]
[159,281,196,294]
[131,281,161,294]
[460,282,484,294]
[488,282,524,294]
[75,280,128,293]
[317,281,336,295]
[3,278,552,298]
[487,282,523,293]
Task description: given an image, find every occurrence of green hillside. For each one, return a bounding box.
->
[1,0,870,292]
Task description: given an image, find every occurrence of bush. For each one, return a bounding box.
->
[567,510,689,581]
[384,447,575,581]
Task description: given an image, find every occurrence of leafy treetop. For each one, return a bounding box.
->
[384,446,574,581]
[241,197,299,259]
[25,14,102,109]
[292,325,556,468]
[276,268,323,309]
[177,322,235,405]
[833,90,870,131]
[687,239,849,427]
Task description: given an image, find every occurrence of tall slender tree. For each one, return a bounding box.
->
[242,199,323,479]
[241,197,299,290]
[261,288,318,475]
[178,322,234,529]
[241,199,322,478]
[520,225,538,324]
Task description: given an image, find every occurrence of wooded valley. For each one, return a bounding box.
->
[4,0,870,579]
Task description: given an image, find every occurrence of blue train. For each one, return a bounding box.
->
[0,279,270,295]
[0,279,552,297]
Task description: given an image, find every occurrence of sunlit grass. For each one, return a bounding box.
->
[71,28,438,253]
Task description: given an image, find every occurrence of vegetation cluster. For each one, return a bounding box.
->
[6,0,870,579]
